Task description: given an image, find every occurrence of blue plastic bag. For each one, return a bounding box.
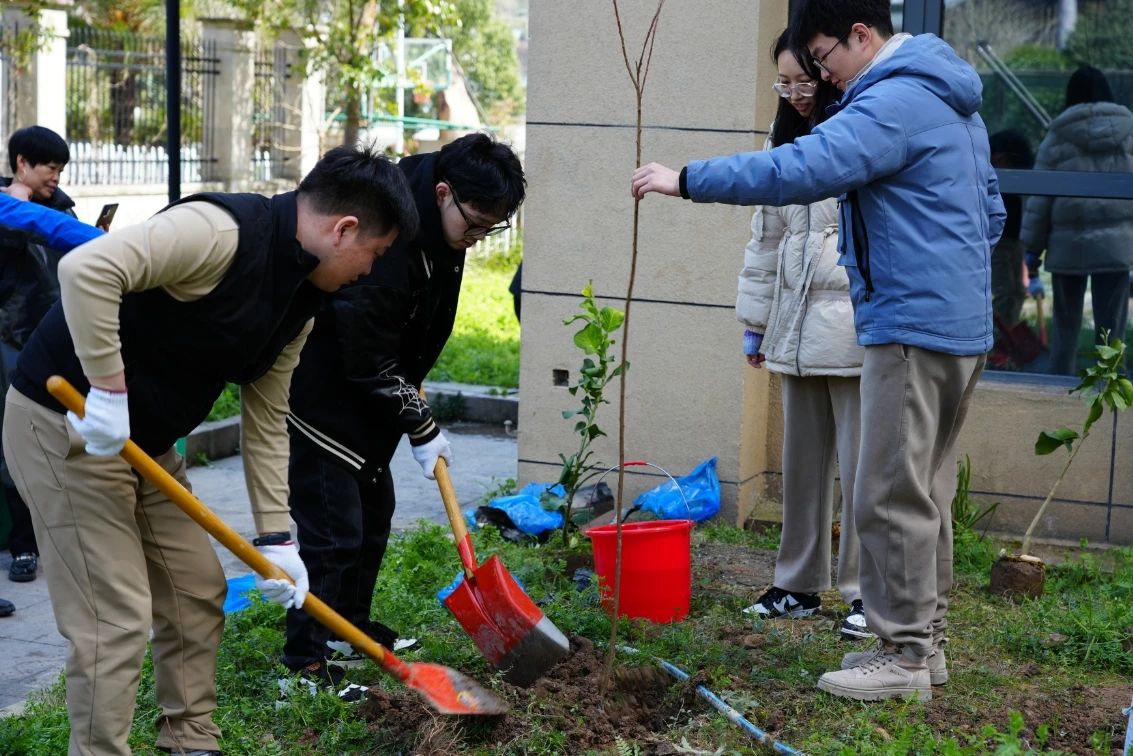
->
[517,482,566,500]
[222,573,257,614]
[633,457,720,521]
[487,493,564,535]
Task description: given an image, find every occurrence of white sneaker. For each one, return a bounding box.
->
[818,650,931,701]
[839,600,876,640]
[742,586,821,618]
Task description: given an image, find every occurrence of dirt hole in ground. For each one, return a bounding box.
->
[357,635,707,753]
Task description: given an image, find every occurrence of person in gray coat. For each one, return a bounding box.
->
[1021,66,1133,375]
[738,29,871,642]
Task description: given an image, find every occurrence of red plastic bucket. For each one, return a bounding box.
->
[586,519,693,622]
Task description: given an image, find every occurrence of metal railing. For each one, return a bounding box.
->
[65,26,218,185]
[251,43,292,181]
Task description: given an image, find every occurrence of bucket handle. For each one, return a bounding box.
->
[588,460,692,523]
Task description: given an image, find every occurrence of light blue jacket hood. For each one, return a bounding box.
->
[687,34,1005,356]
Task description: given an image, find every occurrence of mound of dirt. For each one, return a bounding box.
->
[358,635,706,752]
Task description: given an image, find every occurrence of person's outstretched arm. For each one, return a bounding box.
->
[0,191,103,250]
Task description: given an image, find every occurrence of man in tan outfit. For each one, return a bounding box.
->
[2,146,417,755]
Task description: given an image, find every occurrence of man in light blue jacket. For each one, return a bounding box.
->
[632,0,1004,702]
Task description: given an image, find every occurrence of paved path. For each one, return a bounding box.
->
[0,422,516,714]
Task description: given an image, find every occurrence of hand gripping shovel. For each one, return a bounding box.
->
[434,455,570,685]
[47,375,506,716]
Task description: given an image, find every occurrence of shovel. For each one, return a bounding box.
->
[433,455,570,685]
[47,375,507,716]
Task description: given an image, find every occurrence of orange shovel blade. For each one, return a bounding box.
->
[405,662,509,716]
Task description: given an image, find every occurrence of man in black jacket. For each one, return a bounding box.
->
[283,133,525,681]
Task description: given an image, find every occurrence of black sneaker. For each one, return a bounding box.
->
[742,586,821,618]
[839,599,877,640]
[0,597,13,617]
[326,620,418,667]
[8,553,37,583]
[279,661,370,703]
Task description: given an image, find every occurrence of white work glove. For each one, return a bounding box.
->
[256,543,309,609]
[411,431,453,480]
[67,387,130,456]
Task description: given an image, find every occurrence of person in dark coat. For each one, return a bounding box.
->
[0,126,78,584]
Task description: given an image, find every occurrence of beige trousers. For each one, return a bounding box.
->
[3,387,226,755]
[773,373,862,603]
[854,345,984,657]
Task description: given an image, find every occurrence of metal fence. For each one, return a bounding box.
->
[65,26,218,185]
[251,44,292,181]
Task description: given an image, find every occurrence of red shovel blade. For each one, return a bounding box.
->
[443,555,569,685]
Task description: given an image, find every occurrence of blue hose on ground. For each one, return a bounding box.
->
[1123,695,1132,755]
[620,646,800,754]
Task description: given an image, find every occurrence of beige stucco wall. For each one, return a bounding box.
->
[519,0,789,524]
[520,0,1132,545]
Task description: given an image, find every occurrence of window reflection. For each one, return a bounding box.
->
[944,1,1133,376]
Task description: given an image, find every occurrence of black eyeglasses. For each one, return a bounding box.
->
[811,31,850,74]
[447,183,512,238]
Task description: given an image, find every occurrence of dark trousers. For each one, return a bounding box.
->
[5,484,38,555]
[1,341,38,557]
[1050,271,1130,376]
[282,430,396,669]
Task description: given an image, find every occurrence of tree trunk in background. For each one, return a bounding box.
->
[1057,0,1077,49]
[343,87,361,147]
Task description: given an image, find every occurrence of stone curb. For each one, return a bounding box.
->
[183,384,518,464]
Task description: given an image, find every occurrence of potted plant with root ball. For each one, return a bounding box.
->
[989,333,1133,597]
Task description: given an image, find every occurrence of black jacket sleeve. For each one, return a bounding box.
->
[329,283,439,446]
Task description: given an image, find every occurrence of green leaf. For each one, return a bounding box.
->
[610,363,626,379]
[587,426,607,440]
[574,323,605,354]
[1035,428,1078,455]
[1119,378,1133,406]
[599,306,626,332]
[1083,398,1103,432]
[581,281,593,299]
[1096,345,1121,361]
[561,410,576,419]
[574,420,588,433]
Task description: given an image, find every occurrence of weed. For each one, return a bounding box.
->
[429,391,466,422]
[951,454,998,533]
[206,383,240,421]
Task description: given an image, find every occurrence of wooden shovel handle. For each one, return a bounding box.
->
[419,388,477,577]
[46,376,411,681]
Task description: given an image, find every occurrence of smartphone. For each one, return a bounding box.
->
[95,203,118,230]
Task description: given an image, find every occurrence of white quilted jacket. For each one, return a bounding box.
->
[736,193,864,377]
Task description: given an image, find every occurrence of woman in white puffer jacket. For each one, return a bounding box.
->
[738,30,870,641]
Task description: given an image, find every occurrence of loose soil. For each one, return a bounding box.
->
[354,540,1128,754]
[357,635,706,753]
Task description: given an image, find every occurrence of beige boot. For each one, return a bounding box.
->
[842,638,948,685]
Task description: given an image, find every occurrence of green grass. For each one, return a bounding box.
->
[427,257,520,388]
[3,521,1130,754]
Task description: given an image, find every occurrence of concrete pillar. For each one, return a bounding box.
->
[200,19,255,189]
[277,30,326,179]
[1,3,70,163]
[518,0,789,526]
